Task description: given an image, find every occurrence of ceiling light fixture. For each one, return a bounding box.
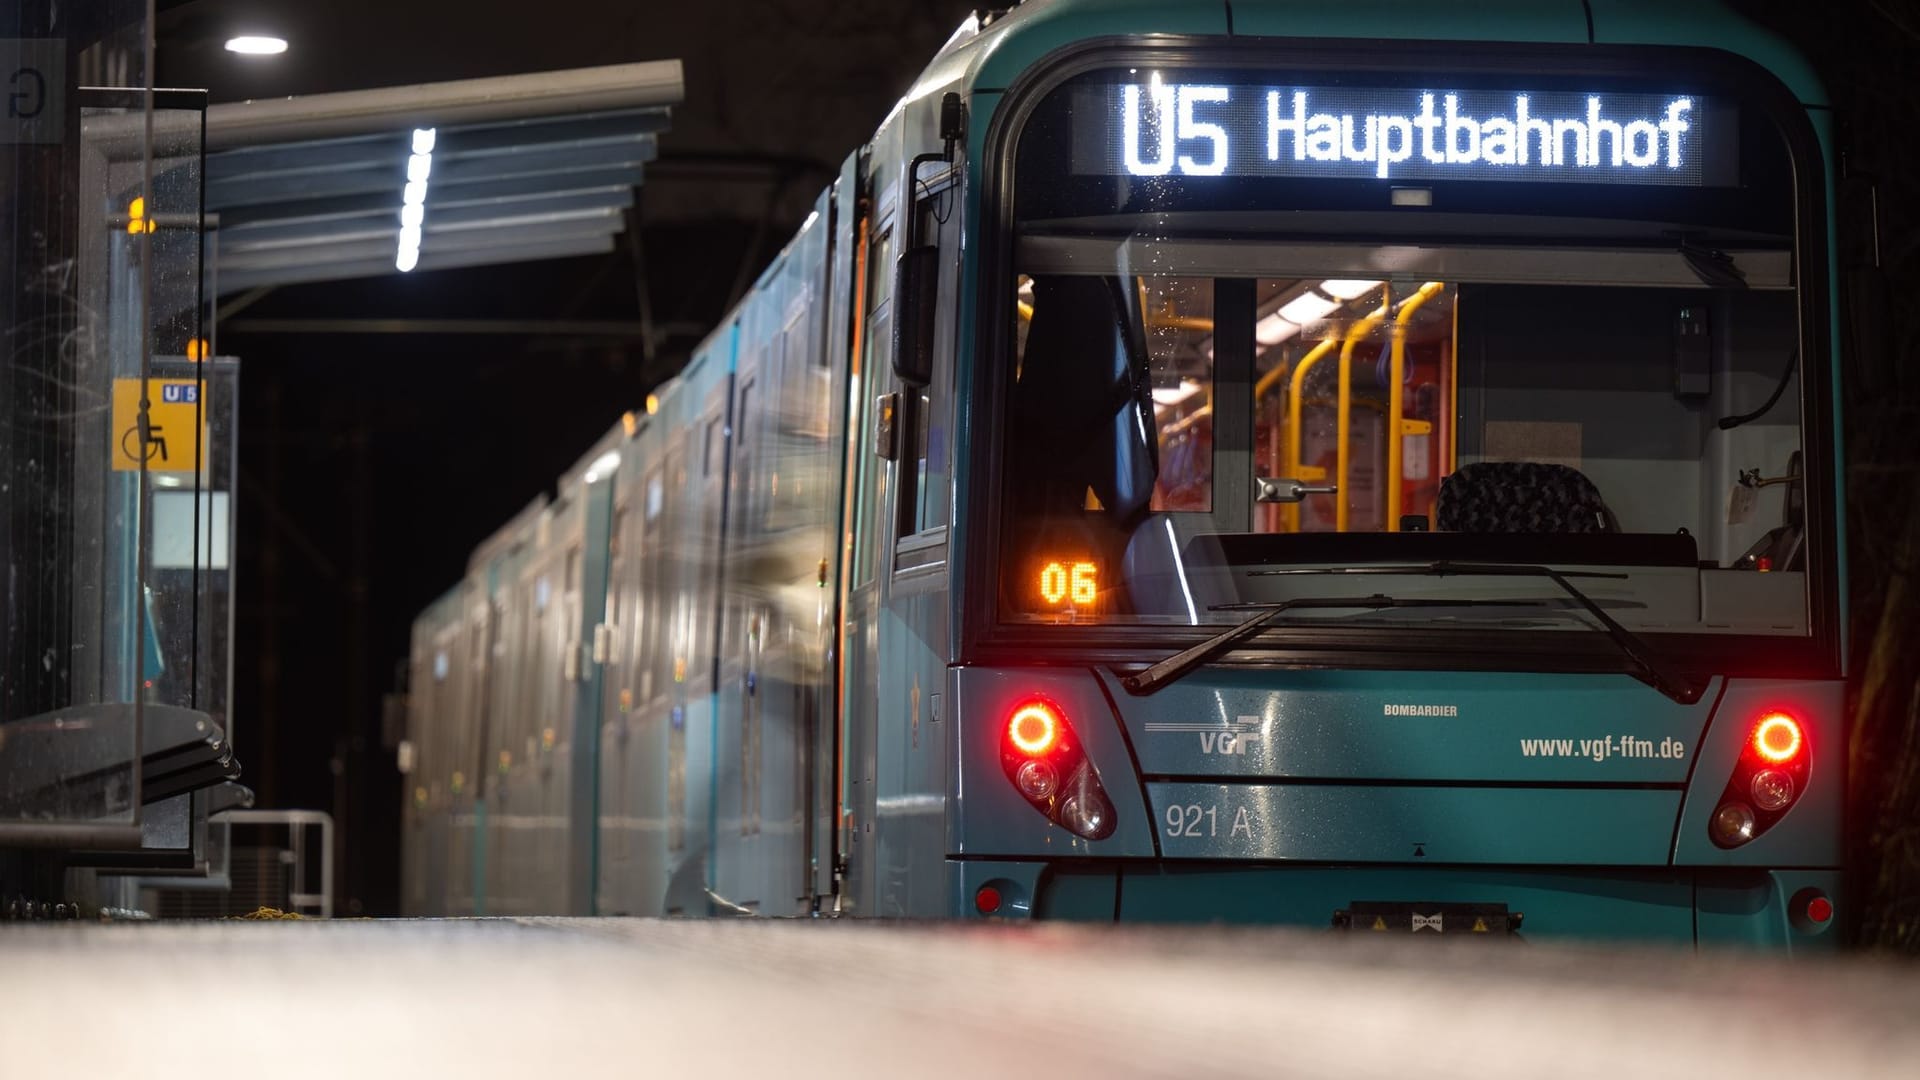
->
[224,36,288,56]
[395,128,436,273]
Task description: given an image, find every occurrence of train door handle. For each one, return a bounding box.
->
[1255,476,1339,503]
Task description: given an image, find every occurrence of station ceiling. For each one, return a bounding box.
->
[202,61,681,294]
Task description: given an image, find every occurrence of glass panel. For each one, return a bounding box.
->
[1144,276,1215,512]
[147,359,237,725]
[853,308,891,585]
[909,200,959,537]
[3,6,221,838]
[997,62,1814,651]
[1252,280,1453,534]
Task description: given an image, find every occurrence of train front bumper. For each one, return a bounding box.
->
[950,859,1842,950]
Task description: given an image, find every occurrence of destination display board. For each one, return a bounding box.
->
[1072,79,1738,186]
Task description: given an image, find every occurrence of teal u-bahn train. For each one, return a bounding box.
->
[402,0,1848,948]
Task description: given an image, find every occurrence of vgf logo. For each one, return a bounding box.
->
[1145,715,1268,756]
[1198,716,1264,757]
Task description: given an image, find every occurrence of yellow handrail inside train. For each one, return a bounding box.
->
[1163,403,1212,438]
[1387,282,1447,531]
[1279,336,1340,532]
[1336,294,1394,533]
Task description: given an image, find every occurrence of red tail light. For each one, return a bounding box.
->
[1007,701,1060,756]
[998,697,1116,842]
[1751,713,1803,763]
[1710,709,1812,849]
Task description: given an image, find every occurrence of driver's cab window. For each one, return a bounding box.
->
[1004,266,1805,633]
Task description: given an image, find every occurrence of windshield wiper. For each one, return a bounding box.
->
[1249,560,1708,705]
[1120,594,1540,697]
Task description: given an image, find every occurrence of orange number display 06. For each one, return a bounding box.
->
[1038,561,1098,606]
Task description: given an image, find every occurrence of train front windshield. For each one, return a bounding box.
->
[998,64,1826,664]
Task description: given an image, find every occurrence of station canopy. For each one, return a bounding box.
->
[201,60,681,294]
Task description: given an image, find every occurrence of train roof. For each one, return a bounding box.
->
[908,0,1826,118]
[556,420,630,495]
[409,581,469,639]
[465,494,551,576]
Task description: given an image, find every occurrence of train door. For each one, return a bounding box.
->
[403,613,446,916]
[875,156,959,917]
[569,461,618,915]
[595,479,632,914]
[675,366,735,913]
[625,441,679,915]
[505,541,552,914]
[422,612,463,916]
[717,348,762,907]
[784,203,844,913]
[495,517,571,915]
[543,528,585,913]
[754,259,835,915]
[837,195,894,915]
[658,436,692,913]
[810,168,861,911]
[455,586,495,915]
[482,558,528,914]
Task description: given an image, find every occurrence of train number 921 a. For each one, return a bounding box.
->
[1164,802,1256,839]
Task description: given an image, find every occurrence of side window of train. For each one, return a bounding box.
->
[640,463,665,703]
[737,378,756,525]
[852,219,896,587]
[896,170,958,546]
[698,404,726,680]
[768,312,810,529]
[607,507,625,628]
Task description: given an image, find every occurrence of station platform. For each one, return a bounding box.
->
[3,918,1915,1078]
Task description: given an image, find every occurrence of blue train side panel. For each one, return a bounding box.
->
[709,190,838,914]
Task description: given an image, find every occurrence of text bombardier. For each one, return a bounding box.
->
[1122,85,1694,180]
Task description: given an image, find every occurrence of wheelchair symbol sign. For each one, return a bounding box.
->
[111,378,203,472]
[121,423,170,463]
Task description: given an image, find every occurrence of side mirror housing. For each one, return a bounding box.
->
[892,91,963,389]
[892,245,938,387]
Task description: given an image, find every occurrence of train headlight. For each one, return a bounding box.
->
[1058,789,1113,840]
[1710,802,1756,847]
[1015,759,1058,800]
[1750,768,1795,812]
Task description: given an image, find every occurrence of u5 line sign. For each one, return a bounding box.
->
[1075,79,1735,187]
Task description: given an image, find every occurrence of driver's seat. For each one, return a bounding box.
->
[1437,462,1616,533]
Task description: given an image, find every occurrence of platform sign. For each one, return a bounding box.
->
[111,378,204,473]
[4,39,64,145]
